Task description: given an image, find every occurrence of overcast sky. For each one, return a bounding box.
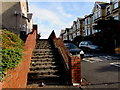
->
[28,0,110,39]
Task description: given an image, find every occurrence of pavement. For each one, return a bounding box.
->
[81,53,120,89]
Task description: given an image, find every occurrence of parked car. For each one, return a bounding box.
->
[64,43,84,58]
[79,41,102,52]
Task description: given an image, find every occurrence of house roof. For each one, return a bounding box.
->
[77,17,84,22]
[92,1,109,13]
[77,17,84,20]
[73,21,77,24]
[73,21,77,27]
[84,14,93,19]
[98,3,109,9]
[60,30,65,34]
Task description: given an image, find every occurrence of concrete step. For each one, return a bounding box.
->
[31,59,56,62]
[32,52,58,56]
[30,62,57,66]
[32,51,57,54]
[27,77,62,86]
[33,49,55,51]
[31,55,57,59]
[35,46,52,49]
[32,54,55,57]
[32,52,57,55]
[30,65,58,70]
[29,70,59,75]
[28,75,60,79]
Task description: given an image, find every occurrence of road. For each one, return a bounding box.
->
[81,53,120,89]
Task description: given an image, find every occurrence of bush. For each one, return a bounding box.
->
[0,30,24,78]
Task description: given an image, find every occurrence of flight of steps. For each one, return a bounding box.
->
[27,39,70,87]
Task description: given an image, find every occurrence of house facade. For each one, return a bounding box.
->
[1,0,33,35]
[106,0,120,20]
[68,28,73,41]
[62,29,68,41]
[60,0,120,42]
[72,21,77,39]
[59,30,65,40]
[76,18,84,37]
[84,14,93,36]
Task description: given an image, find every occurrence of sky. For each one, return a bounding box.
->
[28,0,110,39]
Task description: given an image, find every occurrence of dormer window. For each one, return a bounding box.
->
[113,0,118,9]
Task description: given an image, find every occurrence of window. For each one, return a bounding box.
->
[92,26,95,34]
[69,35,72,41]
[88,18,90,24]
[23,24,27,32]
[85,19,87,25]
[92,16,94,23]
[63,36,67,40]
[73,33,76,38]
[97,10,101,17]
[113,0,118,9]
[106,6,110,15]
[94,12,97,20]
[69,29,72,34]
[73,24,76,31]
[85,29,88,36]
[77,31,80,36]
[114,15,119,20]
[77,21,80,29]
[87,28,91,35]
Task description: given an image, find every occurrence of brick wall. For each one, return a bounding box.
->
[70,56,81,85]
[1,29,37,88]
[54,38,71,69]
[48,31,81,85]
[54,39,81,85]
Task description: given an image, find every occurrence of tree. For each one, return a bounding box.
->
[73,36,83,46]
[93,17,120,52]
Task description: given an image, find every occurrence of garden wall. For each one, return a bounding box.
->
[1,28,37,88]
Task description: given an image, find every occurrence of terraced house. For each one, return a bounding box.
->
[1,0,33,39]
[59,30,65,40]
[76,18,84,37]
[60,0,120,42]
[106,0,120,20]
[72,21,77,39]
[61,29,68,41]
[84,14,93,36]
[68,27,73,41]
